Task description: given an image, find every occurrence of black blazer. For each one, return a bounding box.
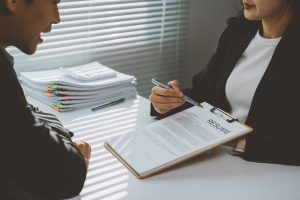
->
[151,15,300,166]
[0,49,87,199]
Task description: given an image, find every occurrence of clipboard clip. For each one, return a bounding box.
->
[210,107,239,123]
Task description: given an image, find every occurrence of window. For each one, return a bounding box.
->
[8,0,190,97]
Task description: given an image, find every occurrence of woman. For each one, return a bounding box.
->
[150,0,300,165]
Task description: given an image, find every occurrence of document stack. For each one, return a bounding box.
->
[19,62,137,112]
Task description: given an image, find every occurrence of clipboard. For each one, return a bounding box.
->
[104,102,253,179]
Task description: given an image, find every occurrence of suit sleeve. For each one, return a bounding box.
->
[4,102,87,199]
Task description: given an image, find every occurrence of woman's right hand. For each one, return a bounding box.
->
[149,80,185,114]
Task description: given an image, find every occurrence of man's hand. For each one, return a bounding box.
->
[73,141,91,169]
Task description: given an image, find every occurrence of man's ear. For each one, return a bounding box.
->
[3,0,17,13]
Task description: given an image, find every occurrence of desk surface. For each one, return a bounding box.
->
[28,96,300,200]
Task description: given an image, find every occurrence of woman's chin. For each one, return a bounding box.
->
[244,12,260,21]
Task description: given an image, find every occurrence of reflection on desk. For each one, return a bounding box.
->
[27,96,300,200]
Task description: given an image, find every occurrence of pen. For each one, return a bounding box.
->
[91,98,125,111]
[151,78,203,108]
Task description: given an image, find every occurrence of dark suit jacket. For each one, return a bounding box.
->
[0,49,87,199]
[151,15,300,166]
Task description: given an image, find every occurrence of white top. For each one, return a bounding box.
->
[225,31,281,150]
[226,31,281,123]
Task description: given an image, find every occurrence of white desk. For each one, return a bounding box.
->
[28,96,300,200]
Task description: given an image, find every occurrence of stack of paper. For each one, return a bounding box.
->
[19,62,137,112]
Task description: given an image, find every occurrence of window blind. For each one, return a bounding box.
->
[8,0,190,97]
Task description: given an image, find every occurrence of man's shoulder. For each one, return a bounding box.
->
[0,51,28,112]
[0,48,13,66]
[0,49,14,80]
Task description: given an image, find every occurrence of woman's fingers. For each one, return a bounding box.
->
[152,86,182,97]
[151,94,184,104]
[168,80,184,98]
[150,93,184,114]
[153,101,185,110]
[168,80,182,93]
[149,80,185,114]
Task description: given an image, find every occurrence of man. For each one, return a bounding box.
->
[0,0,91,199]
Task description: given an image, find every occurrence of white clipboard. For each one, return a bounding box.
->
[105,102,253,179]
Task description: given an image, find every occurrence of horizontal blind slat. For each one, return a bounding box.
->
[9,0,190,97]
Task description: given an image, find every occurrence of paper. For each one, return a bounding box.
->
[106,102,252,178]
[19,70,135,89]
[59,62,117,81]
[19,62,137,111]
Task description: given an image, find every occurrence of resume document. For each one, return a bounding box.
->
[105,102,252,178]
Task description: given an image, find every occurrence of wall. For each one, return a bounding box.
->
[182,0,242,88]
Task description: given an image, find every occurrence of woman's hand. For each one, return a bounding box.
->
[149,80,185,114]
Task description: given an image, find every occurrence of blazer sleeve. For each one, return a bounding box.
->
[3,100,87,199]
[243,80,300,166]
[244,131,300,166]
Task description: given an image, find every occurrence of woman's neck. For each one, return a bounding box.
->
[261,7,293,39]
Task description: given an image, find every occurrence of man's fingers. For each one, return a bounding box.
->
[84,143,91,159]
[74,141,91,169]
[74,141,91,159]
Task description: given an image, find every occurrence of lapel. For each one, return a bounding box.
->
[1,48,18,82]
[246,16,300,125]
[0,49,28,105]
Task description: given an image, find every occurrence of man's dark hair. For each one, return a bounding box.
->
[0,0,33,15]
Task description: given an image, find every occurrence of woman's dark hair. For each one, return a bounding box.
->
[0,0,33,15]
